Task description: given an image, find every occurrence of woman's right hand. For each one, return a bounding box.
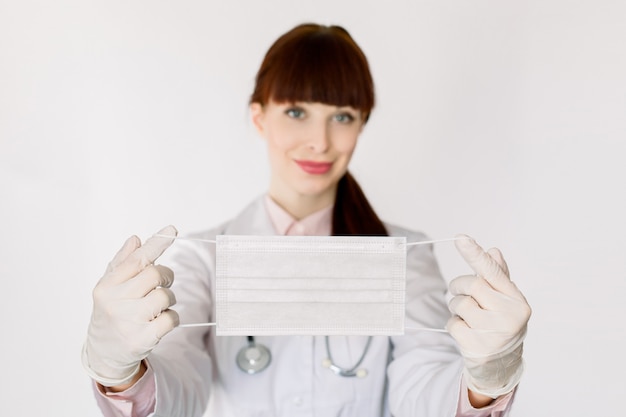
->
[81,225,179,388]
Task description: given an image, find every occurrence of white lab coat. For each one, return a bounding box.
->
[148,196,465,417]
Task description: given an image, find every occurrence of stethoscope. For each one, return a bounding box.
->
[236,336,272,374]
[236,335,373,378]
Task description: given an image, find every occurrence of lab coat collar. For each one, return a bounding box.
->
[222,195,277,236]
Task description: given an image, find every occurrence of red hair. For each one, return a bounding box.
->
[251,23,387,236]
[250,24,375,121]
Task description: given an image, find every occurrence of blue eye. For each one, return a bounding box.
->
[334,113,355,123]
[286,107,305,119]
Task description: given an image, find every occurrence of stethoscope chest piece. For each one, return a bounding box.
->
[237,337,271,374]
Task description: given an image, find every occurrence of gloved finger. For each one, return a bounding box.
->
[148,309,180,341]
[122,265,175,298]
[449,275,486,296]
[454,234,519,297]
[446,315,497,358]
[446,314,472,340]
[447,312,515,349]
[484,246,529,308]
[140,287,177,321]
[487,247,509,277]
[105,235,141,274]
[128,310,178,358]
[106,225,177,286]
[448,295,486,328]
[449,275,511,312]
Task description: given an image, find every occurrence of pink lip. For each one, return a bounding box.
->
[294,160,333,175]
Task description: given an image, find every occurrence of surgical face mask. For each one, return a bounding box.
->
[215,235,407,336]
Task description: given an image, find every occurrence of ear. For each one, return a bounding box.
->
[250,102,265,136]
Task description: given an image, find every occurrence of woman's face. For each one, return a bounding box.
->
[251,100,364,209]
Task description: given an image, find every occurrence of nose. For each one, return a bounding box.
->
[306,122,330,153]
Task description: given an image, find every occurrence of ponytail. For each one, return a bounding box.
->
[332,172,388,236]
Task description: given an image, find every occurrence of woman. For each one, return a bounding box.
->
[83,23,530,416]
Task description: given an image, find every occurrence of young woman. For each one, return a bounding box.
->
[83,23,530,417]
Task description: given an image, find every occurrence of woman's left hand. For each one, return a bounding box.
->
[446,235,532,399]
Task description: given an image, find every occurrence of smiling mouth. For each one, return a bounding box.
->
[294,160,333,175]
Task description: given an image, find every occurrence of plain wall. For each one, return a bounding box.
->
[1,1,624,415]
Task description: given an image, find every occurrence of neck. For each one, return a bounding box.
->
[268,185,336,220]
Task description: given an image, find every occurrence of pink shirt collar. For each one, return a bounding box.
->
[264,195,333,236]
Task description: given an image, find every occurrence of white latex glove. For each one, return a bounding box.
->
[82,225,179,387]
[447,234,531,398]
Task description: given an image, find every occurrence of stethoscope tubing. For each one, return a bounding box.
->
[324,335,372,377]
[236,335,372,377]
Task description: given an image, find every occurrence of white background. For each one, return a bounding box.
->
[1,1,625,416]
